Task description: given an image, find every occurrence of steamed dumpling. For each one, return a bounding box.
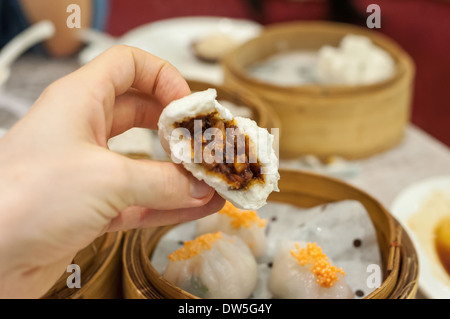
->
[317,34,395,85]
[164,232,258,299]
[269,241,354,299]
[196,201,267,258]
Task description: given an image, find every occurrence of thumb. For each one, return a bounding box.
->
[123,159,215,210]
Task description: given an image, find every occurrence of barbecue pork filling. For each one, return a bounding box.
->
[175,113,264,190]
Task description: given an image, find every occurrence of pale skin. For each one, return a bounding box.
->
[0,45,225,298]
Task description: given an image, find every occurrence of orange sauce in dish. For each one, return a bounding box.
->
[435,216,450,277]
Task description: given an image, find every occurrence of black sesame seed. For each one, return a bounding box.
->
[353,239,362,247]
[355,289,364,297]
[271,216,277,222]
[267,262,273,268]
[177,240,184,245]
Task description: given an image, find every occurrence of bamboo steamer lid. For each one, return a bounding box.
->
[122,170,419,299]
[42,231,123,299]
[222,21,415,160]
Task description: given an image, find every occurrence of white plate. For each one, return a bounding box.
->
[391,176,450,299]
[79,16,262,85]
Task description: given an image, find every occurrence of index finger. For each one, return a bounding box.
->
[78,45,191,106]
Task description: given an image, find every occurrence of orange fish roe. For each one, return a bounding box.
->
[290,242,346,288]
[168,232,223,261]
[219,201,266,229]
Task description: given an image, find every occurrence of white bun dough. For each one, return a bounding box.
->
[158,89,279,210]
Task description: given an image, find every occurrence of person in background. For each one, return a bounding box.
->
[0,0,109,57]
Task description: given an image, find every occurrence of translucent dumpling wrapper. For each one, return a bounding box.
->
[158,89,280,210]
[164,232,258,299]
[196,201,267,258]
[269,240,354,299]
[151,200,382,299]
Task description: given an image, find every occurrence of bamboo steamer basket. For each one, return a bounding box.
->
[222,21,415,160]
[122,170,419,299]
[187,79,281,133]
[42,231,123,299]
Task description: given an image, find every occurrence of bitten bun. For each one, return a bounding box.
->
[158,89,279,210]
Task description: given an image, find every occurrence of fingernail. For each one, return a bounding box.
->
[190,177,212,199]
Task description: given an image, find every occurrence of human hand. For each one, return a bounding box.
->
[0,45,225,298]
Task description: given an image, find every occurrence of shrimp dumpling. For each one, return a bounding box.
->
[164,232,258,299]
[196,201,267,258]
[269,241,354,299]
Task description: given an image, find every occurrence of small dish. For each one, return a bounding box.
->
[79,16,262,84]
[391,175,450,299]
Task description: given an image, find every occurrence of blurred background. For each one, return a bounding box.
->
[103,0,450,147]
[0,0,449,147]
